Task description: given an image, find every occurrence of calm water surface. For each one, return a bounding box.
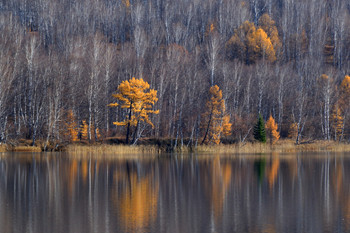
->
[0,152,349,233]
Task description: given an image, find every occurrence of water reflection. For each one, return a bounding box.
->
[113,165,159,232]
[266,155,279,189]
[0,153,349,233]
[202,156,232,224]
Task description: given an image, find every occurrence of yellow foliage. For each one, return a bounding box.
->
[222,115,232,136]
[340,75,350,98]
[320,74,329,81]
[210,23,215,32]
[332,75,350,140]
[80,120,100,141]
[122,0,130,8]
[207,85,224,115]
[338,75,350,112]
[80,120,89,140]
[265,115,280,144]
[226,21,256,61]
[206,22,216,36]
[63,110,79,142]
[226,20,276,63]
[258,13,282,53]
[202,85,232,145]
[110,77,159,128]
[95,128,101,139]
[331,105,344,140]
[251,28,276,62]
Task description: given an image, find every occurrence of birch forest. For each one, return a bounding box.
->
[1,0,350,146]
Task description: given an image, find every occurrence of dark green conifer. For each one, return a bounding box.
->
[253,114,266,143]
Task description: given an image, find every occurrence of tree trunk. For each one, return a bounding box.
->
[126,102,132,144]
[201,107,213,144]
[132,120,140,145]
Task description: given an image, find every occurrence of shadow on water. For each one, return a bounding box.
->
[254,158,266,183]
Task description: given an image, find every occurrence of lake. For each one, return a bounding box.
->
[0,152,349,233]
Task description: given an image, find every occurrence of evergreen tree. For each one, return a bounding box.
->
[254,114,266,143]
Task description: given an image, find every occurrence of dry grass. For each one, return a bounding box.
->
[65,140,350,156]
[0,144,42,152]
[12,146,42,152]
[0,139,45,152]
[65,144,161,155]
[196,140,350,154]
[0,144,7,152]
[2,139,350,155]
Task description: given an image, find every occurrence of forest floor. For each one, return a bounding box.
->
[1,139,350,154]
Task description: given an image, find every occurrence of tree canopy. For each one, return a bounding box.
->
[253,114,266,143]
[201,85,232,145]
[110,77,159,144]
[226,20,277,64]
[265,115,280,144]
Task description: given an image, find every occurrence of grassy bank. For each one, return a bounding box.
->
[0,144,7,152]
[65,144,162,154]
[65,140,350,154]
[1,139,350,154]
[196,140,350,154]
[0,145,42,152]
[0,139,48,152]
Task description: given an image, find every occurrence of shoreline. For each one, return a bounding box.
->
[1,139,350,154]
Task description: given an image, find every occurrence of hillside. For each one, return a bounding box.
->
[0,0,350,148]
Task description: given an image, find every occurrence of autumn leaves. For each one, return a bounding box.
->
[226,14,281,64]
[108,77,283,146]
[331,75,350,141]
[109,77,279,146]
[63,75,283,146]
[109,77,159,144]
[109,78,233,145]
[69,74,350,146]
[201,85,232,145]
[253,114,280,145]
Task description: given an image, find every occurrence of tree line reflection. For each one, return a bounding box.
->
[0,153,349,233]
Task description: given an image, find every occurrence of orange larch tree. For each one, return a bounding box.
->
[80,120,100,142]
[63,110,79,142]
[201,85,232,144]
[251,28,276,62]
[331,106,344,141]
[80,120,89,141]
[331,75,350,141]
[265,115,280,144]
[109,77,159,144]
[258,13,282,57]
[340,75,350,99]
[226,20,276,64]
